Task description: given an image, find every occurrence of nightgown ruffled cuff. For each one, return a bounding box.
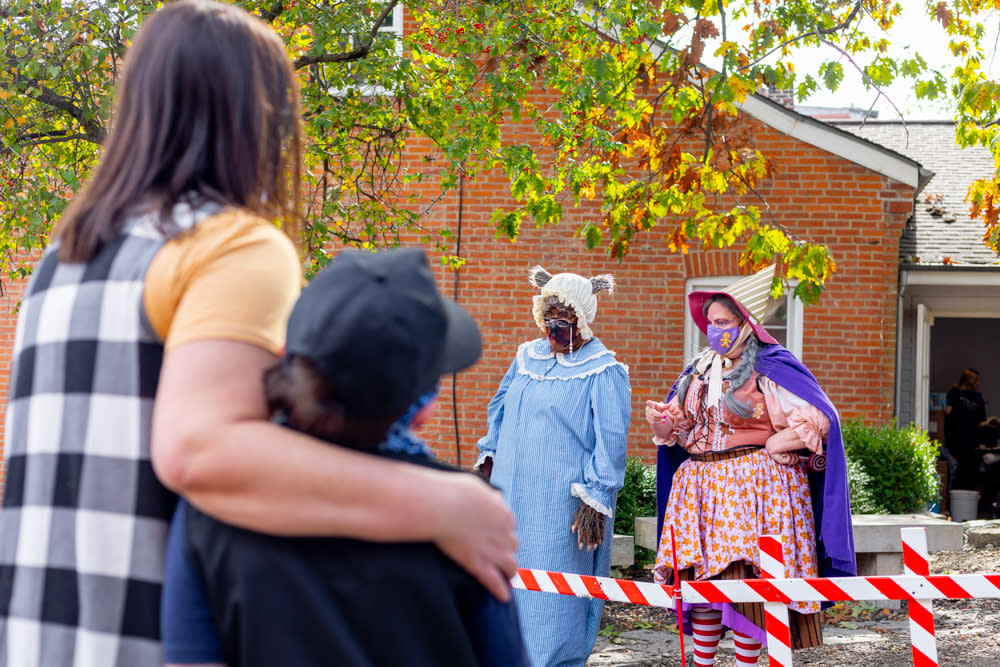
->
[474,451,494,471]
[570,483,614,517]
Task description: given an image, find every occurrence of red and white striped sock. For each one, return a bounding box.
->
[733,630,762,665]
[690,607,723,667]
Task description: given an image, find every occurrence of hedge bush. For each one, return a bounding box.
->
[614,456,657,535]
[841,418,940,514]
[845,456,882,515]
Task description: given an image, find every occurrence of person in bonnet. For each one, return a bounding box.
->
[161,248,529,667]
[646,264,854,666]
[476,265,631,667]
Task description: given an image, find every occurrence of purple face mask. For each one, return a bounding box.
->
[707,323,741,355]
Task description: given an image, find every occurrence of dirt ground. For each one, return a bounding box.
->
[593,539,1000,666]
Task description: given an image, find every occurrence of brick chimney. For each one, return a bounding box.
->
[764,85,795,109]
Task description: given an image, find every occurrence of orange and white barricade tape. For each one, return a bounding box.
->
[511,532,1000,666]
[511,568,675,607]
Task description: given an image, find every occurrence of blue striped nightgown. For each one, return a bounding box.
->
[477,337,631,667]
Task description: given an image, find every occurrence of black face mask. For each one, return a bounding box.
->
[545,318,575,349]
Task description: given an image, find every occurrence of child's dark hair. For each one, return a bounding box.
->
[262,356,398,451]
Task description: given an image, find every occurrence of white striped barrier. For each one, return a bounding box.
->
[902,527,938,667]
[511,568,675,607]
[759,534,793,667]
[666,524,688,667]
[510,567,1000,607]
[679,572,1000,603]
[511,529,1000,666]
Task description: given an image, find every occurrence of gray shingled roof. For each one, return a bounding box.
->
[827,120,999,266]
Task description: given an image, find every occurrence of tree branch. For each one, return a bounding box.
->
[259,0,285,23]
[816,36,907,122]
[15,129,89,146]
[11,72,105,143]
[816,1,863,36]
[737,1,862,74]
[293,0,398,69]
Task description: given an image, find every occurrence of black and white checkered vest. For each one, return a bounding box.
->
[0,216,179,667]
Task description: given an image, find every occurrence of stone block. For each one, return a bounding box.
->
[634,516,659,552]
[612,534,634,567]
[855,551,903,577]
[851,514,963,554]
[966,525,1000,548]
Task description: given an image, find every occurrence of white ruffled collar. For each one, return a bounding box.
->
[516,338,627,381]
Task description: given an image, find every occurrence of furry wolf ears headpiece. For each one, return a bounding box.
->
[528,265,615,340]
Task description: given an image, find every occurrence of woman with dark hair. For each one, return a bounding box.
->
[945,367,987,490]
[0,3,516,666]
[646,266,854,667]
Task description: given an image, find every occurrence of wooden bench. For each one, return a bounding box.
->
[633,513,963,576]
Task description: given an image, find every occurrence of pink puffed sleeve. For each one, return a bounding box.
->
[760,377,830,453]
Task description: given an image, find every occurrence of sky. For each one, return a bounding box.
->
[791,7,1000,120]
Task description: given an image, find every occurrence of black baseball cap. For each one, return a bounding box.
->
[284,248,482,419]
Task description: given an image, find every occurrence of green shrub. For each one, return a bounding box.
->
[845,457,882,514]
[841,418,940,514]
[614,456,657,535]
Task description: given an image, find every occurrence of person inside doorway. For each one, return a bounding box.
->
[945,367,987,491]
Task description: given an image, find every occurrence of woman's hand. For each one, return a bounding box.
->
[766,429,806,466]
[767,451,799,466]
[645,400,675,440]
[570,502,606,552]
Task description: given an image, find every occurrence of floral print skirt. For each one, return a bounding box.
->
[654,448,820,615]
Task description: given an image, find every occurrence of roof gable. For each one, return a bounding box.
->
[739,93,929,189]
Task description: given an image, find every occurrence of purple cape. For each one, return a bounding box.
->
[654,344,856,580]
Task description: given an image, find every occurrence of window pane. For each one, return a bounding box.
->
[762,297,788,348]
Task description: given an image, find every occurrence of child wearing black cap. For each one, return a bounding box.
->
[161,248,529,667]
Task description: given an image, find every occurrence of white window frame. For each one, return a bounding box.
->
[683,275,803,361]
[329,3,404,98]
[378,2,404,50]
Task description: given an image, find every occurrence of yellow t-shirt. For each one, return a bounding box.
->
[143,209,302,353]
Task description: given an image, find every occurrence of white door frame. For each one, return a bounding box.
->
[914,303,934,430]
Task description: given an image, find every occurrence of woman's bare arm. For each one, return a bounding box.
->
[151,339,518,600]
